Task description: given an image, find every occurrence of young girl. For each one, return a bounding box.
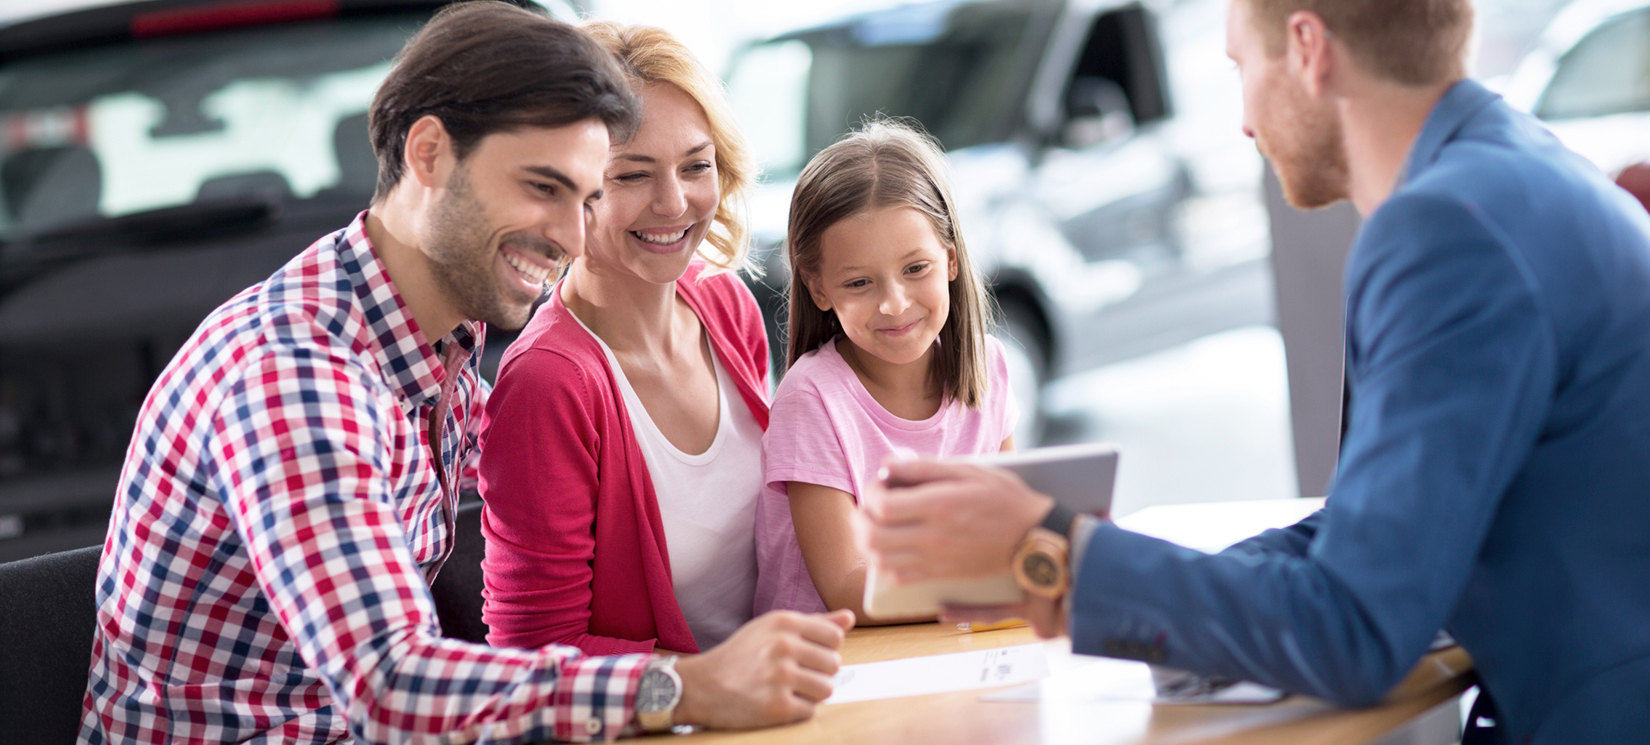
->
[753,120,1018,623]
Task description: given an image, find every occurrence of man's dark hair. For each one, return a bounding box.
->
[368,1,640,201]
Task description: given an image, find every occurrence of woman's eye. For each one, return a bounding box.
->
[905,262,929,275]
[686,162,713,175]
[613,172,647,183]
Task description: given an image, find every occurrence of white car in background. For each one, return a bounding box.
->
[1502,0,1650,178]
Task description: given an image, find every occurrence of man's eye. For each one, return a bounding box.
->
[532,182,557,196]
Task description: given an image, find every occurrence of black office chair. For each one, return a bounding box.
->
[0,544,102,744]
[431,499,491,645]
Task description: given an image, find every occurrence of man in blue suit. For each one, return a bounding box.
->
[861,1,1650,743]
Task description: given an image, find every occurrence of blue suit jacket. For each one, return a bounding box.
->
[1071,80,1650,744]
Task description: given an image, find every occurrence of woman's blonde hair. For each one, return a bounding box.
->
[786,118,995,408]
[580,21,753,272]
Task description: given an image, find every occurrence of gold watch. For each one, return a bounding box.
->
[1012,527,1070,599]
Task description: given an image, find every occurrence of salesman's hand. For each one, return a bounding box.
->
[672,609,855,730]
[859,459,1054,583]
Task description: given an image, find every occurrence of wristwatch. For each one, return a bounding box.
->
[1012,504,1074,599]
[636,656,682,733]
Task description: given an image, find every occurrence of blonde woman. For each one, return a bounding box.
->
[477,23,808,655]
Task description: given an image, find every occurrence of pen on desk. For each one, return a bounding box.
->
[957,619,1028,632]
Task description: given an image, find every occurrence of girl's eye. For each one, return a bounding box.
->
[845,278,870,289]
[905,262,929,275]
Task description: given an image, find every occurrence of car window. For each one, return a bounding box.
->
[0,14,423,242]
[726,2,1030,176]
[1537,9,1650,120]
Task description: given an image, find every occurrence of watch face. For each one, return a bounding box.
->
[1023,552,1060,587]
[638,669,678,712]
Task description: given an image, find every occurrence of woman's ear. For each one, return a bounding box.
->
[947,247,959,282]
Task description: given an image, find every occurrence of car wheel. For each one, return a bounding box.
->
[993,302,1048,447]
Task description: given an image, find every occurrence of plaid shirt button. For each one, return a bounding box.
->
[585,717,604,736]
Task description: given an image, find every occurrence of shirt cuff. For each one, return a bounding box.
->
[1065,514,1104,617]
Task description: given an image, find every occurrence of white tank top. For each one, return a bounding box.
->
[578,319,762,651]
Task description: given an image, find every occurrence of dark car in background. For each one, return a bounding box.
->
[725,0,1215,444]
[0,0,574,561]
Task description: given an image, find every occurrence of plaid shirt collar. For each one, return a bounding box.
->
[337,210,480,409]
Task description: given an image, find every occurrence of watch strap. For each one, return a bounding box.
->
[1040,503,1077,537]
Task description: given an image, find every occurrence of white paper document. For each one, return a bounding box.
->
[825,643,1051,704]
[979,654,1285,706]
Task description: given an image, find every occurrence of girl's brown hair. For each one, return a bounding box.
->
[785,119,995,408]
[580,20,754,272]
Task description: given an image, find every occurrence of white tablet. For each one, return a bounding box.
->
[862,442,1120,619]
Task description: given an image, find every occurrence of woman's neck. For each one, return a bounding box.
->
[837,337,943,420]
[561,259,684,355]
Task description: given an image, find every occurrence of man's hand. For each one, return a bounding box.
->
[672,609,855,730]
[943,595,1068,639]
[858,459,1053,583]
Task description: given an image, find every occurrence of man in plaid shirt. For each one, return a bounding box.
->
[79,4,851,743]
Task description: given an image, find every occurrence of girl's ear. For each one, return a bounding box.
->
[947,247,959,282]
[804,274,833,311]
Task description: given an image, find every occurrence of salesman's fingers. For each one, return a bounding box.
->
[880,458,985,487]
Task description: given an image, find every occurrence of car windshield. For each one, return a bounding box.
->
[0,13,422,244]
[727,1,1031,176]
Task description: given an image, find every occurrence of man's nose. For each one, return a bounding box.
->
[547,202,585,261]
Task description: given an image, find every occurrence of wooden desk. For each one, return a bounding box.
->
[681,623,1473,745]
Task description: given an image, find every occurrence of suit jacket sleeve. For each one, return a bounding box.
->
[1069,193,1557,706]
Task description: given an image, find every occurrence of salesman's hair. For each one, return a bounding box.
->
[581,21,754,273]
[1241,0,1474,86]
[369,1,640,202]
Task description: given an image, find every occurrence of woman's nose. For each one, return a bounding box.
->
[653,174,688,217]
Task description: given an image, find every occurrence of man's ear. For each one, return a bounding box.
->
[804,274,832,312]
[1283,10,1334,98]
[403,114,455,190]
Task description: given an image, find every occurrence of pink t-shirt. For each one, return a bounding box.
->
[753,335,1019,614]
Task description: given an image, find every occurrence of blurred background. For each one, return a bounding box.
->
[3,0,1641,561]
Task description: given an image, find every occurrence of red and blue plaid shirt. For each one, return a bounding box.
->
[79,213,648,744]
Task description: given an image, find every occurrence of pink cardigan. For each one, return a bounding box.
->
[476,262,771,655]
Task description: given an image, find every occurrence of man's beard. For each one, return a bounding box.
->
[1259,80,1350,211]
[424,167,553,331]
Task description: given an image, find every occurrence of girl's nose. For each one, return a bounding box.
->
[878,283,909,315]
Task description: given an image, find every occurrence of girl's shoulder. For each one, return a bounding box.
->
[774,341,853,399]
